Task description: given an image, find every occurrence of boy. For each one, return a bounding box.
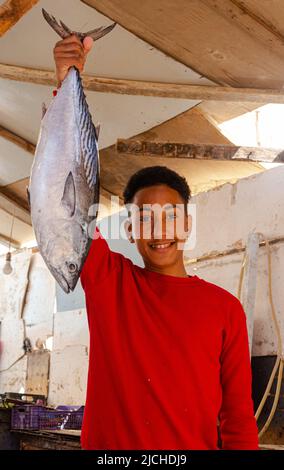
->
[53,35,259,450]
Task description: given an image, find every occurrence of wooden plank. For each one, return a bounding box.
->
[3,63,284,103]
[232,0,284,39]
[199,101,260,125]
[25,350,50,397]
[0,191,31,225]
[204,0,284,51]
[0,232,20,248]
[82,0,284,88]
[116,139,282,163]
[0,125,35,154]
[134,107,232,145]
[0,184,30,213]
[0,0,39,37]
[239,233,260,356]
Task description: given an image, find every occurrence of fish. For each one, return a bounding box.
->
[28,10,116,293]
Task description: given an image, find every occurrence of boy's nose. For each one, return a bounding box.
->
[152,216,175,240]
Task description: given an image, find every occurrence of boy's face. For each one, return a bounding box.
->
[126,184,192,271]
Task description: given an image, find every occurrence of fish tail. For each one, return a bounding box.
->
[42,8,116,42]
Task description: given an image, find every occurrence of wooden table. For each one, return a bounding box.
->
[12,429,81,450]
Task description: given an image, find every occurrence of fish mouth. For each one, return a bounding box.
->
[57,275,70,294]
[47,263,79,294]
[56,273,79,293]
[51,269,71,294]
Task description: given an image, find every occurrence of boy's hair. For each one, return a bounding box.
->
[123,166,191,209]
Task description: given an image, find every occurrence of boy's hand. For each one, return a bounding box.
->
[53,35,93,88]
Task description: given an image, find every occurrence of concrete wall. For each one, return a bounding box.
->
[0,164,283,405]
[0,250,54,394]
[186,164,284,357]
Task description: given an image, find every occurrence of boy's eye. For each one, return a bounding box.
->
[140,214,152,223]
[166,213,177,220]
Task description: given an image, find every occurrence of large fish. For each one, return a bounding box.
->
[28,10,115,293]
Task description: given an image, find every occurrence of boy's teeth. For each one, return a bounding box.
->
[151,243,172,249]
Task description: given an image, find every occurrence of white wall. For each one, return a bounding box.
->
[0,250,54,393]
[186,164,284,357]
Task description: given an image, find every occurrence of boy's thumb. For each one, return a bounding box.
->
[83,36,93,53]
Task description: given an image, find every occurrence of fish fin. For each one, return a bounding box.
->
[26,186,31,208]
[84,23,116,41]
[42,102,47,119]
[59,20,73,36]
[42,9,69,39]
[61,172,76,217]
[95,124,101,140]
[42,9,116,42]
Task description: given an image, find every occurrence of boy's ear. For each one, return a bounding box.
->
[185,213,192,237]
[124,219,134,243]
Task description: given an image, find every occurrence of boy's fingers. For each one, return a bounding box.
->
[57,34,81,44]
[83,36,93,54]
[55,54,85,63]
[54,44,84,55]
[55,35,82,48]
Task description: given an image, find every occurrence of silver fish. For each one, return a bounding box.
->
[28,10,115,293]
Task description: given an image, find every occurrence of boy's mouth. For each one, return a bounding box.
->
[149,241,176,251]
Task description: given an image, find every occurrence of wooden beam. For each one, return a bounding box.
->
[116,139,283,163]
[0,191,31,225]
[0,184,30,213]
[0,126,34,222]
[2,63,284,103]
[0,232,21,249]
[0,125,35,154]
[0,0,39,37]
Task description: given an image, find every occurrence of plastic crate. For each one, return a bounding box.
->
[39,406,84,430]
[11,405,43,430]
[11,405,84,431]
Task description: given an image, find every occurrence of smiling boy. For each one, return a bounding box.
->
[54,35,259,450]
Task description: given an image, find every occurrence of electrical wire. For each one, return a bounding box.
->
[255,237,283,439]
[0,354,26,373]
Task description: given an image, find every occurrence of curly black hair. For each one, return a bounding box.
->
[123,166,191,208]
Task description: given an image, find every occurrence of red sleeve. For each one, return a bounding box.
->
[80,226,123,290]
[218,298,259,450]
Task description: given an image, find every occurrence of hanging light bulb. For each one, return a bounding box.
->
[3,210,15,275]
[3,252,12,275]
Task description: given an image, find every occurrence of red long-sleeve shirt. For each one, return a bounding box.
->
[80,228,259,450]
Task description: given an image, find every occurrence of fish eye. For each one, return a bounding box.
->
[67,262,78,273]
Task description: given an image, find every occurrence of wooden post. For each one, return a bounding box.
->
[240,233,260,356]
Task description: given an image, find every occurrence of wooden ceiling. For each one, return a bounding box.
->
[83,0,284,89]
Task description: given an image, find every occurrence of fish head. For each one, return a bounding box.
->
[44,219,90,294]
